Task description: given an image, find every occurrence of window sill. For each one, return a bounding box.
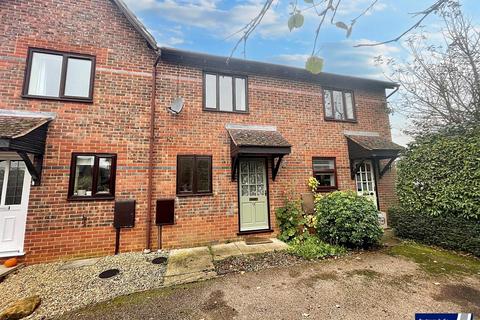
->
[67,196,115,201]
[176,193,214,197]
[22,94,93,104]
[202,108,249,114]
[316,188,338,193]
[324,118,357,123]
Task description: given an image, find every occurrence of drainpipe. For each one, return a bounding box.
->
[145,51,162,252]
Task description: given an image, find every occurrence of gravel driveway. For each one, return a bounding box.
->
[0,252,168,320]
[57,250,480,320]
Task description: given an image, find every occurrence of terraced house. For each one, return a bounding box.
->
[0,0,403,264]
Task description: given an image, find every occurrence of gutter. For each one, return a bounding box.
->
[386,84,400,100]
[145,51,162,252]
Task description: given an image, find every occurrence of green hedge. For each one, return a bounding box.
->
[389,207,480,256]
[396,126,480,220]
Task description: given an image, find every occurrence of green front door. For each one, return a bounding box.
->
[239,159,269,232]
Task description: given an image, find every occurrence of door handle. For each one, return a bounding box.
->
[249,197,258,201]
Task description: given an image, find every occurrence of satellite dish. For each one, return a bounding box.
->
[168,97,184,115]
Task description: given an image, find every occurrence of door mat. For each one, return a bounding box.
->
[245,237,273,245]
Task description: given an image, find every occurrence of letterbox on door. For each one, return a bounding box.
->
[114,200,136,228]
[155,199,175,226]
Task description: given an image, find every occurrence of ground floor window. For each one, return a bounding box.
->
[312,157,338,191]
[176,155,212,196]
[68,153,116,200]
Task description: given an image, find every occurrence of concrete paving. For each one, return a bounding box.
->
[0,264,23,280]
[163,247,216,286]
[59,257,100,270]
[163,238,289,286]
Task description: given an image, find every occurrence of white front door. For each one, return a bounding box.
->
[239,159,269,232]
[355,160,378,209]
[0,160,31,257]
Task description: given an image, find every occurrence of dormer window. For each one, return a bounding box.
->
[323,88,356,122]
[204,72,247,113]
[23,48,95,102]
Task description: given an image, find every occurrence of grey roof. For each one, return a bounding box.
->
[110,0,158,50]
[160,47,398,90]
[0,116,51,139]
[228,129,291,148]
[346,135,403,151]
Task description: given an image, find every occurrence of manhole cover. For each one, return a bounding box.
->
[99,269,120,279]
[152,257,167,265]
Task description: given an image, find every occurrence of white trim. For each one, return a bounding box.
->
[0,251,25,258]
[226,123,277,131]
[344,130,380,137]
[0,109,56,119]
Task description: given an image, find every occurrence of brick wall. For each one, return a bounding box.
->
[1,0,156,264]
[1,0,398,264]
[152,63,397,249]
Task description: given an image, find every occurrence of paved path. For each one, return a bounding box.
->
[163,239,288,286]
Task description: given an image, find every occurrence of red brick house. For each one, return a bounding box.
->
[0,0,402,264]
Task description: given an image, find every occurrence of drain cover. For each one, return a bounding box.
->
[152,257,167,265]
[99,268,120,279]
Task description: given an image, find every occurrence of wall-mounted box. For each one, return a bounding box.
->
[156,199,175,226]
[114,200,136,228]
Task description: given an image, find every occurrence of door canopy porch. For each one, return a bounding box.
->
[346,134,404,180]
[227,124,291,181]
[0,111,55,185]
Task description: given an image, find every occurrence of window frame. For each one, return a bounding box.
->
[202,71,249,113]
[22,48,96,103]
[323,87,357,122]
[67,153,117,201]
[176,155,213,196]
[312,157,338,192]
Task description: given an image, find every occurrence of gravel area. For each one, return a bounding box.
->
[0,251,168,319]
[214,251,307,275]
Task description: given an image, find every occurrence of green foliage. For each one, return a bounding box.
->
[305,56,324,74]
[288,13,304,31]
[396,126,480,220]
[275,198,303,242]
[389,206,480,257]
[288,234,346,260]
[315,191,383,248]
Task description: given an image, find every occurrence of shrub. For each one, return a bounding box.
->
[389,206,480,256]
[315,191,383,248]
[288,234,346,260]
[275,198,303,242]
[396,126,480,220]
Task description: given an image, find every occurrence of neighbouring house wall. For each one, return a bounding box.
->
[152,62,397,249]
[0,0,156,264]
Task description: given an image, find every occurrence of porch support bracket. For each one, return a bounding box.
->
[350,158,366,179]
[379,157,397,179]
[272,155,284,181]
[231,155,239,181]
[17,151,43,186]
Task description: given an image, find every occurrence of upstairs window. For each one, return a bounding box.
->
[23,48,95,102]
[68,153,116,200]
[323,88,355,122]
[312,157,338,191]
[204,72,247,113]
[177,155,212,196]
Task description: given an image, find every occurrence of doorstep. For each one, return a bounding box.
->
[0,263,23,281]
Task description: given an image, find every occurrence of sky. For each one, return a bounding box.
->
[123,0,480,146]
